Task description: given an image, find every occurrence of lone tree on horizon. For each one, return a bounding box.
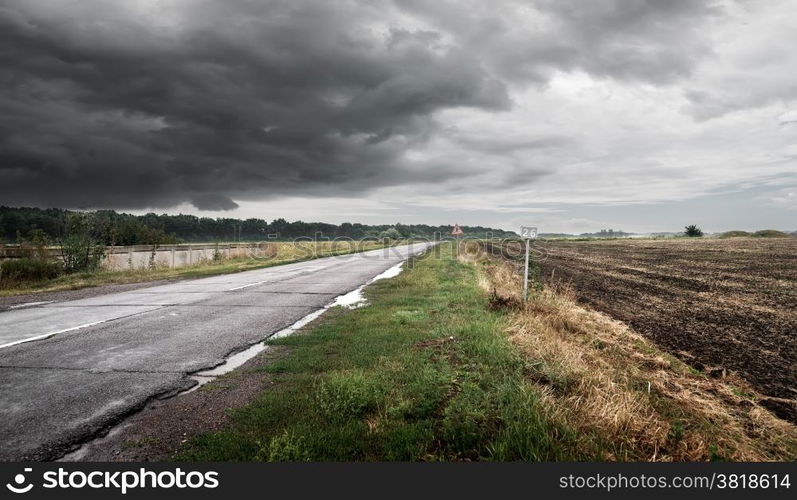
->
[684,225,704,237]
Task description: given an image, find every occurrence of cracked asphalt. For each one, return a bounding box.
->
[0,243,431,460]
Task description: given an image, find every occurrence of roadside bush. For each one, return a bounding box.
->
[0,258,62,286]
[1,228,63,287]
[212,243,224,262]
[147,245,161,270]
[60,213,106,273]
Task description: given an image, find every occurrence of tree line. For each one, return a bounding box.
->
[0,206,516,246]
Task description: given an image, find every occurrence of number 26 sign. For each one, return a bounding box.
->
[520,226,538,239]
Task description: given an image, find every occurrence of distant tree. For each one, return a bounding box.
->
[684,225,704,237]
[379,228,402,240]
[394,223,412,238]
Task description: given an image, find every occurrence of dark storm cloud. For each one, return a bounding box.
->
[0,0,721,210]
[530,0,720,82]
[0,0,509,210]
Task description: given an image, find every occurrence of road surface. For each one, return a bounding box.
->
[0,243,431,460]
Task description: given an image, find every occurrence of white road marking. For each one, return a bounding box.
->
[0,320,107,349]
[9,301,54,310]
[228,280,269,291]
[227,265,328,291]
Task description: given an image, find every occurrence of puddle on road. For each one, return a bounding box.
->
[184,261,405,393]
[332,262,404,309]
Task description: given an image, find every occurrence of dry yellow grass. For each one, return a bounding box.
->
[459,241,797,461]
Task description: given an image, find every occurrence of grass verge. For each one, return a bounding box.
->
[460,241,797,461]
[0,240,403,297]
[176,243,586,461]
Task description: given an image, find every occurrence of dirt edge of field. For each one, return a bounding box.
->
[459,241,797,461]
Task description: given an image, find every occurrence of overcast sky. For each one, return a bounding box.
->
[1,0,796,233]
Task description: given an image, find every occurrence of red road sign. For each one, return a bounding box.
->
[451,224,464,236]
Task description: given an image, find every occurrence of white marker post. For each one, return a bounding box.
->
[520,226,538,301]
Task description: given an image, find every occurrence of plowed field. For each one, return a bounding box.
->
[531,237,797,421]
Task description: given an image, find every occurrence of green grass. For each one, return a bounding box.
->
[176,243,585,462]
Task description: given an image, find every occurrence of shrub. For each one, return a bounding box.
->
[148,245,160,270]
[684,225,703,237]
[212,243,224,262]
[60,213,106,273]
[752,229,789,238]
[719,230,751,238]
[0,258,62,286]
[1,229,62,286]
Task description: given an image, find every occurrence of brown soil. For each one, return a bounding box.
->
[525,238,797,421]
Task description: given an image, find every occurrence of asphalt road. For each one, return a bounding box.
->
[0,243,431,460]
